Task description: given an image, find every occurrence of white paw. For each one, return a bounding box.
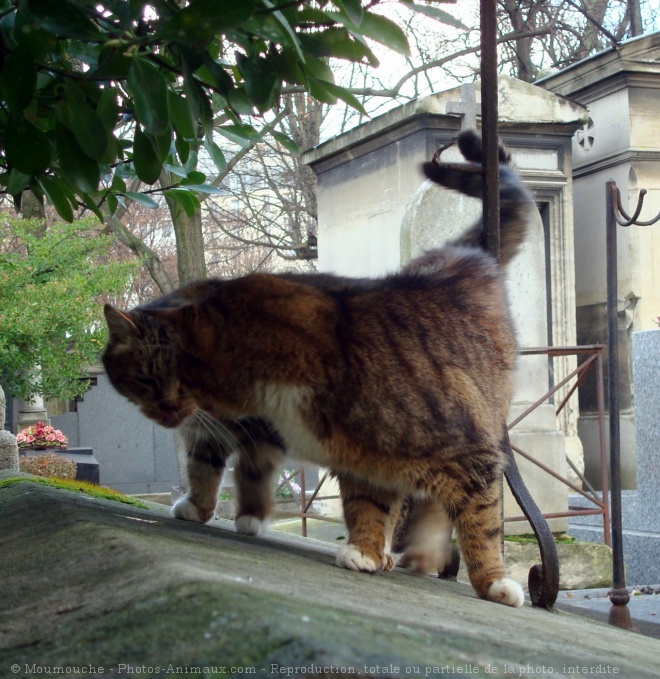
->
[172,497,205,523]
[487,578,525,608]
[235,515,264,536]
[336,544,379,573]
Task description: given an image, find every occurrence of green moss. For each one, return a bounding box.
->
[0,476,149,508]
[504,533,576,545]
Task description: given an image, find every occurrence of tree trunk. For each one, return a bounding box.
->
[160,170,207,285]
[628,0,643,36]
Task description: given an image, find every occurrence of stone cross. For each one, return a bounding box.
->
[445,83,479,130]
[0,385,19,472]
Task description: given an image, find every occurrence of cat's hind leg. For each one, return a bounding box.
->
[450,465,524,608]
[335,473,402,573]
[396,498,456,576]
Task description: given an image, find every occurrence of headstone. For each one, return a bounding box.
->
[0,385,19,472]
[51,371,180,494]
[445,83,479,130]
[16,394,49,432]
[305,75,589,533]
[569,328,660,584]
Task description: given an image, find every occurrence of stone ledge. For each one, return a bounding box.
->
[0,471,656,677]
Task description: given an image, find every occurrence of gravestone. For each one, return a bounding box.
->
[50,368,180,494]
[0,385,19,472]
[305,75,588,533]
[570,328,660,584]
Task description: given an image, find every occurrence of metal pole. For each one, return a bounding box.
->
[605,181,634,630]
[480,0,500,257]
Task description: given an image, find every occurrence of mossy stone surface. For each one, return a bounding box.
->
[1,470,658,678]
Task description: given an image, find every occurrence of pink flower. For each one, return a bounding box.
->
[46,434,56,442]
[26,435,35,443]
[17,434,26,443]
[57,435,66,443]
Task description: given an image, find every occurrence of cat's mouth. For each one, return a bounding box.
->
[145,406,189,428]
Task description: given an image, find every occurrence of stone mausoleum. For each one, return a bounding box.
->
[304,75,589,533]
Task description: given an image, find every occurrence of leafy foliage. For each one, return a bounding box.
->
[0,0,458,223]
[0,216,137,399]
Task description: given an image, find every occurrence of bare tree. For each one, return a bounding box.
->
[96,0,659,294]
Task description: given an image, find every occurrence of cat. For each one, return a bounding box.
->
[102,129,536,608]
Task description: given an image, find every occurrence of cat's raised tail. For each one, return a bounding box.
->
[421,129,536,268]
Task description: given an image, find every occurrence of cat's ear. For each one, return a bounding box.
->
[141,305,206,354]
[104,304,139,338]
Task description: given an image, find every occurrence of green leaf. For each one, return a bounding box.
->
[14,8,59,61]
[160,0,256,45]
[127,58,170,136]
[94,47,133,80]
[6,169,31,197]
[106,193,118,216]
[175,133,190,165]
[336,0,364,26]
[270,130,299,155]
[216,123,260,147]
[124,191,159,209]
[55,121,100,194]
[180,184,224,195]
[329,10,411,57]
[79,192,104,222]
[25,0,104,41]
[168,90,196,141]
[4,116,51,175]
[97,88,120,131]
[38,176,74,223]
[132,126,163,185]
[164,189,200,217]
[303,55,336,83]
[238,53,277,106]
[400,1,468,30]
[0,44,37,113]
[309,78,367,115]
[261,0,305,64]
[203,139,227,172]
[163,163,190,179]
[299,28,379,66]
[359,12,410,56]
[227,87,255,116]
[66,92,109,160]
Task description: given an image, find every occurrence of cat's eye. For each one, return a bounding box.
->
[134,376,158,390]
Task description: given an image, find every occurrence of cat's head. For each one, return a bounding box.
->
[102,303,201,428]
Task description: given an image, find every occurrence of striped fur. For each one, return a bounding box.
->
[102,130,534,607]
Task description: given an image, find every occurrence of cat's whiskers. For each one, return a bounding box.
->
[194,410,244,459]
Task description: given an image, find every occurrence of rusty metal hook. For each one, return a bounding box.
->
[612,184,660,227]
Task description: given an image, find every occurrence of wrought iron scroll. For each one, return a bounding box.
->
[606,181,660,631]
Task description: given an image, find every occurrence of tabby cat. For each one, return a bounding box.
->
[103,130,536,608]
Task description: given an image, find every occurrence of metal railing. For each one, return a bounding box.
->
[274,344,610,549]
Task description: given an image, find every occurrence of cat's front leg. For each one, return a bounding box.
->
[172,418,228,524]
[335,473,402,573]
[233,418,286,537]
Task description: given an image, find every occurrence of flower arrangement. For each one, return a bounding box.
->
[16,421,68,450]
[276,469,302,499]
[19,453,77,480]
